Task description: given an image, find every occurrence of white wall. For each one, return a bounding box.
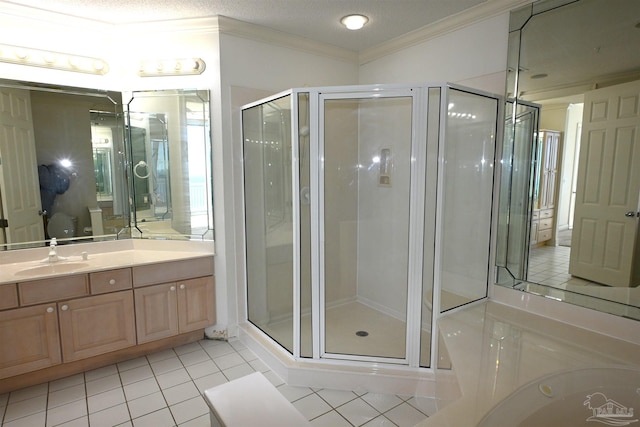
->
[359,14,511,95]
[557,103,583,230]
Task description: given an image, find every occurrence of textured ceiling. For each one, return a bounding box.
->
[4,0,488,52]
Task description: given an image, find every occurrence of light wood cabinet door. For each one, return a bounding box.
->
[0,304,61,379]
[177,276,215,333]
[134,283,179,344]
[58,291,136,362]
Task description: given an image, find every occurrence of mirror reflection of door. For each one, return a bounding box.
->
[568,80,640,287]
[0,87,44,246]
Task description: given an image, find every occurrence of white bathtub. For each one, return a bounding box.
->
[477,366,640,427]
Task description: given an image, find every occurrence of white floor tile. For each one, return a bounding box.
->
[162,381,200,406]
[292,393,333,421]
[221,363,254,381]
[157,367,192,389]
[361,392,403,413]
[8,383,48,404]
[184,360,218,380]
[48,383,86,409]
[45,399,87,427]
[238,348,258,362]
[132,407,175,427]
[277,384,314,402]
[315,389,358,407]
[178,349,210,367]
[49,373,84,393]
[335,398,379,426]
[123,377,161,401]
[384,402,428,427]
[127,391,167,419]
[247,358,269,372]
[173,342,202,356]
[87,387,126,414]
[310,410,352,427]
[362,415,397,426]
[169,396,209,425]
[2,410,46,427]
[55,415,89,427]
[193,372,227,393]
[150,357,184,376]
[84,364,118,383]
[227,339,246,351]
[120,365,154,386]
[118,357,150,373]
[88,403,131,427]
[0,339,440,427]
[177,413,210,427]
[145,349,177,364]
[86,373,122,397]
[4,394,48,422]
[212,353,244,370]
[202,342,235,358]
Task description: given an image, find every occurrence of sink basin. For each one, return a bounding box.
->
[15,262,90,276]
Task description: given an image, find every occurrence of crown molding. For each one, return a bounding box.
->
[118,16,220,35]
[216,16,358,64]
[521,70,640,103]
[359,0,531,65]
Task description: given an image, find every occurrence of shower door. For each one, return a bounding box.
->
[319,90,421,363]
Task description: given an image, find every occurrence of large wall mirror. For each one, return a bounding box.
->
[0,81,213,250]
[497,0,640,320]
[126,89,213,240]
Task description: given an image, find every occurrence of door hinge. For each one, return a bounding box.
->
[0,219,8,228]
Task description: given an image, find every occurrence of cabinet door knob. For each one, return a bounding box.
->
[170,286,176,291]
[109,279,116,285]
[61,304,69,311]
[47,307,55,313]
[179,284,185,290]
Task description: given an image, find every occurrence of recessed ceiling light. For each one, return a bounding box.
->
[341,14,369,30]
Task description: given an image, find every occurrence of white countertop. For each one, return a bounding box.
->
[0,239,214,284]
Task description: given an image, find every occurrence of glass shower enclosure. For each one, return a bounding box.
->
[242,83,501,369]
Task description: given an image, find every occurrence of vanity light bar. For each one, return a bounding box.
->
[0,43,108,75]
[138,58,206,77]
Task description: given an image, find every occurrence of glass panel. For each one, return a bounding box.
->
[497,102,539,282]
[420,87,441,368]
[440,89,497,312]
[323,96,412,359]
[298,92,312,358]
[243,95,294,354]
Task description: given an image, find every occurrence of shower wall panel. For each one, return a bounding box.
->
[323,101,358,307]
[355,97,412,319]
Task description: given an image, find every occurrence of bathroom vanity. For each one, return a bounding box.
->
[0,240,215,393]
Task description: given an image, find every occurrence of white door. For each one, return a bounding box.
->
[569,80,640,287]
[0,87,44,245]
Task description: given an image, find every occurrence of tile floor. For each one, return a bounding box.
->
[0,338,434,427]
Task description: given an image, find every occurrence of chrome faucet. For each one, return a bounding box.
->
[48,238,59,263]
